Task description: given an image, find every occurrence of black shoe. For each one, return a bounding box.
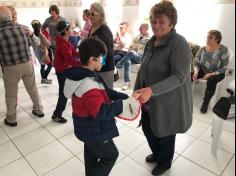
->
[114,73,119,82]
[146,154,157,163]
[151,165,170,176]
[200,102,208,114]
[52,115,67,123]
[4,119,17,127]
[32,110,45,118]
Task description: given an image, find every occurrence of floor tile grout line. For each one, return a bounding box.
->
[197,135,235,155]
[117,111,233,173]
[219,154,235,176]
[180,155,219,176]
[0,131,40,176]
[172,129,234,175]
[0,76,235,175]
[175,135,198,156]
[188,121,235,155]
[40,156,76,176]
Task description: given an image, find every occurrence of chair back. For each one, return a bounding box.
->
[225,47,235,76]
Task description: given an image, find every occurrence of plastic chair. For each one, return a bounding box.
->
[211,80,235,156]
[192,47,235,108]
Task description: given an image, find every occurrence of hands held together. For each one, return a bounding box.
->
[132,87,153,104]
[192,71,215,81]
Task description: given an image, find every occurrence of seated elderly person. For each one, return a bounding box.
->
[116,23,150,90]
[113,22,132,80]
[192,30,229,113]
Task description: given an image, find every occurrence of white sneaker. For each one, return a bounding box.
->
[41,79,52,84]
[122,82,131,90]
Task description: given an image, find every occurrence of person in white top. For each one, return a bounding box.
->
[116,23,150,90]
[113,22,132,80]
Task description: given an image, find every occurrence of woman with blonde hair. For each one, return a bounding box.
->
[88,2,114,88]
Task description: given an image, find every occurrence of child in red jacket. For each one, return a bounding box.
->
[52,20,80,123]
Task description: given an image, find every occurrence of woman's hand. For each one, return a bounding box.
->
[134,87,153,103]
[192,71,199,81]
[203,72,215,80]
[132,92,141,99]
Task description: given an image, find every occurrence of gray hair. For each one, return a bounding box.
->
[141,23,149,30]
[0,6,12,22]
[90,2,106,24]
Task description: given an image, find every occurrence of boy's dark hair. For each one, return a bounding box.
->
[31,20,41,37]
[79,37,107,65]
[56,20,70,36]
[49,5,60,15]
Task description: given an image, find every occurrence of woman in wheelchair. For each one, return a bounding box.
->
[192,30,229,113]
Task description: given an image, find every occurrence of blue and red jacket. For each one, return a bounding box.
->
[63,67,128,142]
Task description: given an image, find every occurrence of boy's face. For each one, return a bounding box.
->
[65,26,73,37]
[89,55,103,71]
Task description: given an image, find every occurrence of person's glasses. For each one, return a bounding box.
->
[94,55,106,65]
[89,11,100,17]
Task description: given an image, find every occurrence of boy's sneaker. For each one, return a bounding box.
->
[32,110,45,118]
[41,79,52,84]
[122,82,131,90]
[52,115,67,123]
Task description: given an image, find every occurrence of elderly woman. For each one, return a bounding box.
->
[192,30,229,113]
[133,1,193,175]
[88,2,114,88]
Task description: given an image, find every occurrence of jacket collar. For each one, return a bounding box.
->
[150,29,176,47]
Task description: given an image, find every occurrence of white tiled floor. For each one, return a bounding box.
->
[0,68,235,176]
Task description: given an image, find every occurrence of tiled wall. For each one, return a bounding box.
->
[0,0,140,7]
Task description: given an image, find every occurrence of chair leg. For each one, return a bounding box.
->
[211,114,224,156]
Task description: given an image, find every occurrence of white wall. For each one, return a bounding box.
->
[14,1,235,53]
[1,0,235,94]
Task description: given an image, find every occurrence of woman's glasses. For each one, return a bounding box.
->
[89,11,100,17]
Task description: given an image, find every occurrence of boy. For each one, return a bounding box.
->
[52,20,80,123]
[63,37,130,176]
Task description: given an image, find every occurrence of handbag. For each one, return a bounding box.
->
[213,89,235,120]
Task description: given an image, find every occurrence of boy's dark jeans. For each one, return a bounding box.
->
[53,72,68,117]
[84,139,119,176]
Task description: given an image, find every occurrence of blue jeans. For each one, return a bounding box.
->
[116,51,142,82]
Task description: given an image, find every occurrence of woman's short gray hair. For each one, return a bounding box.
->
[90,2,106,24]
[149,1,177,28]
